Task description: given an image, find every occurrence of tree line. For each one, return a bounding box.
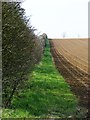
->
[2,2,47,108]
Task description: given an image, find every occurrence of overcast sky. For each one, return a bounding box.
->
[21,0,88,38]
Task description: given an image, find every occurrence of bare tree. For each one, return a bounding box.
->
[78,33,80,38]
[62,32,66,38]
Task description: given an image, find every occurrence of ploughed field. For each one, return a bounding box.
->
[51,39,88,73]
[50,38,89,108]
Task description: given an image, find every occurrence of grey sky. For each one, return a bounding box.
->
[21,0,88,38]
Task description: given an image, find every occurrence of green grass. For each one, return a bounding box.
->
[2,39,78,118]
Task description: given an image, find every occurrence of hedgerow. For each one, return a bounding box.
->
[2,2,46,108]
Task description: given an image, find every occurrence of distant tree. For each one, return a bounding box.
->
[78,34,80,38]
[62,32,66,38]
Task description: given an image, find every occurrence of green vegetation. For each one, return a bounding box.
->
[2,2,45,107]
[2,39,78,118]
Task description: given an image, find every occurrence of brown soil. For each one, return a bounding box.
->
[50,40,89,111]
[51,39,88,73]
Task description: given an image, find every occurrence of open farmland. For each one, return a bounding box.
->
[2,2,89,118]
[50,38,89,108]
[51,39,88,73]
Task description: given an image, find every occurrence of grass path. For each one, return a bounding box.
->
[2,39,79,118]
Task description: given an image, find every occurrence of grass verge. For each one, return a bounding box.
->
[2,39,78,118]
